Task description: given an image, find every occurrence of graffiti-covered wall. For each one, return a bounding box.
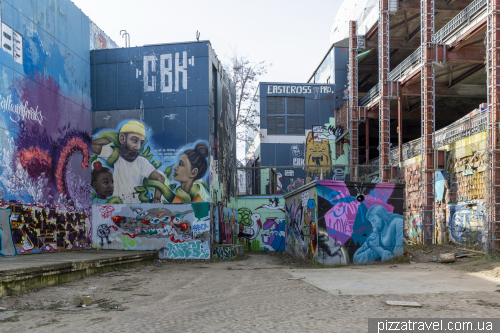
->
[90,41,236,258]
[402,130,488,250]
[92,203,210,259]
[237,196,286,252]
[0,0,117,255]
[285,187,316,259]
[285,180,404,265]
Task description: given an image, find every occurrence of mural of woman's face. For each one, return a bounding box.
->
[173,154,198,183]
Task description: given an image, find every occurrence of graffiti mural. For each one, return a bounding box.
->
[285,180,404,265]
[8,204,91,254]
[212,245,241,259]
[0,1,120,255]
[92,203,210,258]
[214,203,238,245]
[237,197,286,252]
[92,119,210,204]
[306,133,332,174]
[447,203,486,249]
[285,188,315,259]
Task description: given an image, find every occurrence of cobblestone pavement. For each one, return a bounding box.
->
[1,253,500,333]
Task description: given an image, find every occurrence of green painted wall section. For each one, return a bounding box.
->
[237,196,286,252]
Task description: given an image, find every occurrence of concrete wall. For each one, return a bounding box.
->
[285,180,404,265]
[237,196,286,252]
[0,0,116,256]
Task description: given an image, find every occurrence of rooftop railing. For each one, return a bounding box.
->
[433,0,487,44]
[367,107,488,164]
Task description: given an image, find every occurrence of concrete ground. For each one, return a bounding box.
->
[1,252,500,332]
[0,250,149,272]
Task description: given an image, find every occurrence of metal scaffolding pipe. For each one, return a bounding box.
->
[421,0,436,245]
[349,21,359,179]
[487,0,500,252]
[379,0,392,181]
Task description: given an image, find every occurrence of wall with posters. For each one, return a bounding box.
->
[0,0,116,255]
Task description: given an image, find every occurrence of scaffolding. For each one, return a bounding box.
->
[420,0,436,245]
[379,0,392,182]
[487,0,500,253]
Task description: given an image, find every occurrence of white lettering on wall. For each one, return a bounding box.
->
[143,55,156,92]
[160,53,172,93]
[266,85,333,95]
[175,51,187,92]
[0,94,44,126]
[142,52,194,93]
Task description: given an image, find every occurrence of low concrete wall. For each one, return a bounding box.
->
[0,252,158,297]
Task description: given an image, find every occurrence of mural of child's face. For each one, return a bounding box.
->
[173,154,198,183]
[93,171,114,199]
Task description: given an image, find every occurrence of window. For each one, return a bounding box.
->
[267,96,305,135]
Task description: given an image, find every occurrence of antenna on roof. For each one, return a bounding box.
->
[120,30,130,48]
[196,31,200,41]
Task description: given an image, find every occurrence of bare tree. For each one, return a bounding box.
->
[225,50,270,154]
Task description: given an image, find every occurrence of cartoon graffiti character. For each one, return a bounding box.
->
[171,142,209,203]
[92,121,165,203]
[261,219,285,251]
[305,132,331,174]
[238,212,262,240]
[256,197,285,212]
[353,205,403,264]
[91,162,115,204]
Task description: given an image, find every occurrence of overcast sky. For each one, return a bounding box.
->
[73,0,342,83]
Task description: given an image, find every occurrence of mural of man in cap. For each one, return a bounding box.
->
[91,120,165,203]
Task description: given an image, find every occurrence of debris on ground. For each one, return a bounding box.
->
[73,296,92,307]
[440,253,456,263]
[386,301,422,307]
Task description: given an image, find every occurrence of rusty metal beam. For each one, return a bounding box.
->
[450,18,486,51]
[448,64,486,88]
[366,37,421,49]
[401,83,487,96]
[391,13,421,30]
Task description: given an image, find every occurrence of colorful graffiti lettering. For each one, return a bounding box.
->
[162,240,210,259]
[212,246,238,259]
[92,203,211,257]
[9,205,91,254]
